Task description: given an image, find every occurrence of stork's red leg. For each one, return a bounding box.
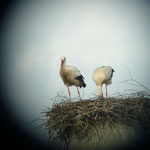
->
[67,85,71,102]
[76,86,81,101]
[106,85,108,97]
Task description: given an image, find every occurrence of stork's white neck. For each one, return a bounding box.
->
[97,85,103,98]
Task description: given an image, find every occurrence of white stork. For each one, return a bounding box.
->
[92,66,114,98]
[60,56,86,102]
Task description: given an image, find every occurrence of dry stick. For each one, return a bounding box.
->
[120,79,150,95]
[121,66,150,94]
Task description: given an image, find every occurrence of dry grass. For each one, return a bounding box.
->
[42,91,150,148]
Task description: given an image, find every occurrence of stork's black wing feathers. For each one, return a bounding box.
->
[75,75,86,88]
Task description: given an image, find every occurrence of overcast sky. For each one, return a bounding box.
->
[1,0,150,145]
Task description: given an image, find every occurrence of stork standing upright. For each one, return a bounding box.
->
[92,66,114,98]
[59,56,86,102]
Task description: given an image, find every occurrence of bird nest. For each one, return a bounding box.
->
[42,91,150,148]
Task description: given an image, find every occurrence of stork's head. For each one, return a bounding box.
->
[98,91,103,98]
[60,56,66,66]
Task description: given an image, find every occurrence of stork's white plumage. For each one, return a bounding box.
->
[60,56,86,102]
[92,66,114,98]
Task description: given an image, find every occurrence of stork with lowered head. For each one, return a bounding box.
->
[92,66,114,98]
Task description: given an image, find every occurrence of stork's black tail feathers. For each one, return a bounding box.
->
[110,68,115,79]
[75,75,86,88]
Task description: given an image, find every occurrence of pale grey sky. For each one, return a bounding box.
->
[2,0,150,146]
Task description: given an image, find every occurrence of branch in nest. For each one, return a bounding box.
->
[120,66,150,95]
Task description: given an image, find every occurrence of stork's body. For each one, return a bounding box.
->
[92,66,114,98]
[60,56,86,102]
